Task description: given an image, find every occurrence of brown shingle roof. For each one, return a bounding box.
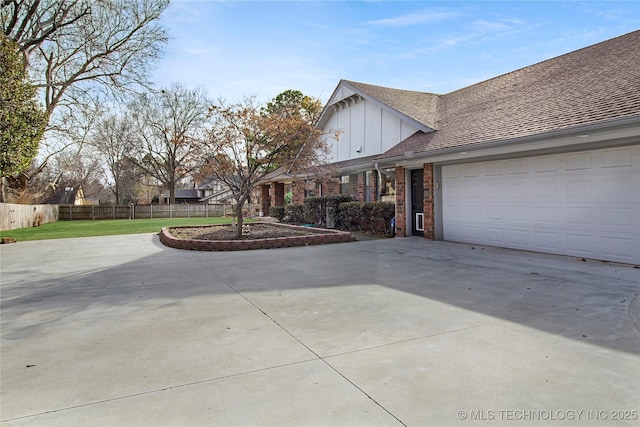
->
[344,81,441,130]
[376,30,640,159]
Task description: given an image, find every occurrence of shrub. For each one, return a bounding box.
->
[304,195,353,227]
[269,206,286,221]
[284,204,309,224]
[337,201,395,236]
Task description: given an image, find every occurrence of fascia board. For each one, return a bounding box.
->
[385,116,640,167]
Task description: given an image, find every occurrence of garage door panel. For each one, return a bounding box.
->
[533,230,562,251]
[566,178,592,198]
[535,206,559,222]
[601,147,633,168]
[442,146,640,264]
[602,235,634,262]
[601,207,633,227]
[566,233,598,257]
[567,152,592,170]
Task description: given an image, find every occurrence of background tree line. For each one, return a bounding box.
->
[1,1,330,238]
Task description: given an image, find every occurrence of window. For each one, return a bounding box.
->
[381,168,396,203]
[340,175,349,195]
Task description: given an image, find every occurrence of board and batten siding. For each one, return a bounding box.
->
[323,97,419,163]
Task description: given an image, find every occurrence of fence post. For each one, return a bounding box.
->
[205,203,208,218]
[92,206,95,221]
[170,204,173,218]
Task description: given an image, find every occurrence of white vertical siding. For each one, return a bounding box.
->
[322,97,419,163]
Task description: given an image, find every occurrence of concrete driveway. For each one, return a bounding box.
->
[1,234,639,426]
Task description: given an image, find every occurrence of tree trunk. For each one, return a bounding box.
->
[235,203,244,239]
[0,178,6,203]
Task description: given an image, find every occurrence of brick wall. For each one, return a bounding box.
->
[348,173,358,198]
[357,172,366,202]
[423,163,435,239]
[395,166,405,236]
[322,178,340,196]
[272,182,285,207]
[291,181,305,205]
[260,185,270,214]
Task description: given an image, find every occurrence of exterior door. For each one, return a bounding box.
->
[411,169,424,236]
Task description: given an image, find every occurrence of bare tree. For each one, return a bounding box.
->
[130,84,211,205]
[1,0,168,200]
[90,114,138,204]
[2,1,91,67]
[202,91,328,238]
[49,146,104,200]
[2,0,168,119]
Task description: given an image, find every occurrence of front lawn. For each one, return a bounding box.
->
[0,217,240,242]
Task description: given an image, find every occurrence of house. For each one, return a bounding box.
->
[158,189,200,204]
[196,177,236,205]
[261,30,640,264]
[193,176,254,213]
[48,186,86,205]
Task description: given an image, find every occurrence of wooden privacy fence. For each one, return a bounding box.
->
[1,203,59,231]
[58,204,231,220]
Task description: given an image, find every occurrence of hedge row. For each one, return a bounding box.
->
[269,196,395,236]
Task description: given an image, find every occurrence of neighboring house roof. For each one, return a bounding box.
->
[377,30,640,159]
[160,189,199,200]
[49,186,83,205]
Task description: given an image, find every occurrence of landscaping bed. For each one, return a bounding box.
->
[160,222,355,251]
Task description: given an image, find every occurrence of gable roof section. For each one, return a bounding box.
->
[343,80,441,130]
[316,79,440,132]
[49,186,80,204]
[375,30,640,159]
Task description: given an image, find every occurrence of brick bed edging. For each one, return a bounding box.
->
[159,222,356,251]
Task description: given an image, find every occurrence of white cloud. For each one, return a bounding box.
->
[367,10,459,27]
[471,20,513,32]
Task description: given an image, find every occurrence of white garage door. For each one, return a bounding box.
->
[442,145,640,264]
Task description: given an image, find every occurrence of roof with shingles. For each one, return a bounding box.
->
[343,81,441,130]
[361,30,640,160]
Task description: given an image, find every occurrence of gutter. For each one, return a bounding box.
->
[377,114,640,164]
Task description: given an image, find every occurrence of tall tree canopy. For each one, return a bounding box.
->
[130,84,212,204]
[90,114,139,204]
[1,0,168,200]
[0,34,45,202]
[203,91,326,237]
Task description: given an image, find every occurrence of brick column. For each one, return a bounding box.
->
[371,171,379,202]
[423,163,435,240]
[292,181,305,205]
[357,172,366,202]
[260,185,270,214]
[395,166,406,237]
[348,174,358,199]
[272,182,285,207]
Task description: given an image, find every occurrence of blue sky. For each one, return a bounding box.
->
[152,1,640,103]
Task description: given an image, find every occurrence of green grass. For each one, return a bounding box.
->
[0,217,240,242]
